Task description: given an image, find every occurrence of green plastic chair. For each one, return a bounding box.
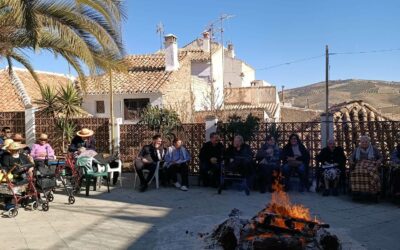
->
[75,156,110,196]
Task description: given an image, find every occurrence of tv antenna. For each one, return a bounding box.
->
[156,22,165,50]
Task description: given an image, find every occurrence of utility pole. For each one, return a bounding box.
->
[325,45,330,144]
[109,70,115,154]
[281,85,285,104]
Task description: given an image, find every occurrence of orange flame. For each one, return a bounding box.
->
[267,173,316,223]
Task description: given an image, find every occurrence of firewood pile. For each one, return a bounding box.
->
[206,176,341,250]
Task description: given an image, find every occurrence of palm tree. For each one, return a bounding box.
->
[0,0,126,87]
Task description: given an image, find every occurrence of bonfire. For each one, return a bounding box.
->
[208,175,341,250]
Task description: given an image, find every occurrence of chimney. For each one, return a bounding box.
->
[227,43,235,58]
[164,34,179,71]
[202,31,210,52]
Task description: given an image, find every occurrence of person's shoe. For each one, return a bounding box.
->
[323,189,330,196]
[332,188,339,196]
[180,186,188,191]
[174,182,182,188]
[139,184,147,192]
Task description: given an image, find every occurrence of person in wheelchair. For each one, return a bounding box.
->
[225,135,253,186]
[1,142,34,210]
[316,139,346,196]
[281,134,310,192]
[256,135,281,193]
[349,135,382,197]
[390,143,400,198]
[135,134,165,192]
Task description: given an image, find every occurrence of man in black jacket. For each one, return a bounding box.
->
[135,134,165,192]
[199,132,224,187]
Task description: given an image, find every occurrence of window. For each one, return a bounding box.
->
[96,101,105,113]
[124,98,150,120]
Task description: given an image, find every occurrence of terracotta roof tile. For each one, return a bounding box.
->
[0,69,71,112]
[224,103,279,118]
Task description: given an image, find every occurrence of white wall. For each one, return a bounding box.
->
[224,56,255,87]
[82,93,162,124]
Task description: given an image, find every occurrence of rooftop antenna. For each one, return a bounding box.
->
[156,22,165,50]
[205,14,235,108]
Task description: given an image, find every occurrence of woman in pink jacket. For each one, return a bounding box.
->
[30,133,55,161]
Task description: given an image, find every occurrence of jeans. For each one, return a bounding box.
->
[282,163,307,191]
[168,163,189,186]
[258,163,279,192]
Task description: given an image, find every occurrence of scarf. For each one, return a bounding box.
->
[355,144,374,161]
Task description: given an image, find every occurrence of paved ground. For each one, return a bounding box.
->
[1,174,399,250]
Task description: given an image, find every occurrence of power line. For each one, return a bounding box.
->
[255,55,324,71]
[330,48,400,56]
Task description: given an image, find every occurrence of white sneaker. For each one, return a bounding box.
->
[180,186,188,191]
[174,182,181,188]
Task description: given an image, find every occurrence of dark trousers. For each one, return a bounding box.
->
[168,163,189,186]
[227,158,253,187]
[282,163,307,191]
[135,162,157,186]
[258,163,279,192]
[200,161,220,187]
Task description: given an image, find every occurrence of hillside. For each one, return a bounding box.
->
[282,79,400,120]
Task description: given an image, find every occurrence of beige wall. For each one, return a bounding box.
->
[82,93,162,124]
[224,86,278,105]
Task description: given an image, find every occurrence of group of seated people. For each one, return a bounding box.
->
[134,135,191,192]
[199,132,312,193]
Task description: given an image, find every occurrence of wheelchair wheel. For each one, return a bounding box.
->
[31,201,38,210]
[42,202,49,212]
[9,208,18,217]
[47,193,54,202]
[68,196,75,205]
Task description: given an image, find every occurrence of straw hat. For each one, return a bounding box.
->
[6,142,26,151]
[77,128,94,137]
[38,133,49,141]
[12,133,25,142]
[2,139,14,150]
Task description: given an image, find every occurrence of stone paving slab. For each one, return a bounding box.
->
[0,174,399,249]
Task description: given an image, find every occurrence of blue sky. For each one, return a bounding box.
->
[5,0,400,89]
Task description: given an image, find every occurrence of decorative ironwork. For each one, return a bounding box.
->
[0,112,25,134]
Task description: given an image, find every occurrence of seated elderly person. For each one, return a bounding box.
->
[349,135,382,196]
[1,142,34,210]
[281,134,311,192]
[225,135,253,190]
[256,135,280,193]
[390,143,400,198]
[69,128,96,153]
[12,133,31,155]
[316,139,346,196]
[164,138,191,191]
[30,134,55,165]
[199,132,225,187]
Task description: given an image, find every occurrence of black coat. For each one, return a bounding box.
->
[69,136,96,152]
[225,144,253,162]
[139,144,165,163]
[281,143,310,166]
[1,152,33,175]
[199,141,225,164]
[316,146,346,169]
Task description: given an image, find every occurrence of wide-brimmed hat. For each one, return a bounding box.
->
[6,142,26,151]
[2,139,14,150]
[77,128,94,137]
[12,133,25,141]
[38,133,49,141]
